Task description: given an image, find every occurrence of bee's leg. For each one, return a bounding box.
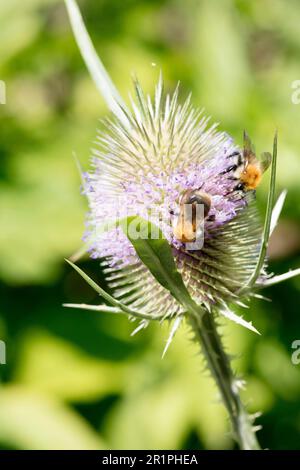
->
[227,176,239,181]
[220,164,238,175]
[224,182,245,196]
[226,151,240,159]
[234,182,245,191]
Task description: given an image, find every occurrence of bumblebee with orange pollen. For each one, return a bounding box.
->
[222,131,272,192]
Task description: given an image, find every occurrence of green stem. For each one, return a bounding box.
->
[189,310,261,450]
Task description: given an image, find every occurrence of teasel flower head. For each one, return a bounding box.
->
[64,0,300,337]
[83,78,260,321]
[64,0,300,449]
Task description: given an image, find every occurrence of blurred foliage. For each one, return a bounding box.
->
[0,0,300,450]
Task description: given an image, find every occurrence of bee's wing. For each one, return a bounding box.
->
[243,130,257,162]
[259,151,272,173]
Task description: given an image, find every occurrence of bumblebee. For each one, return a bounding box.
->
[173,189,211,243]
[223,131,272,191]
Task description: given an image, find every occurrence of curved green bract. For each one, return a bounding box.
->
[65,259,165,320]
[240,132,278,292]
[121,216,203,318]
[65,0,130,127]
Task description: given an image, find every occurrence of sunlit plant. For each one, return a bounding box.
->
[64,0,300,450]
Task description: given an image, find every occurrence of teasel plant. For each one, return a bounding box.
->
[64,0,300,450]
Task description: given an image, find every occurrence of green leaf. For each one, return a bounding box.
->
[64,0,130,127]
[270,189,287,236]
[67,216,203,320]
[65,259,164,321]
[120,216,203,318]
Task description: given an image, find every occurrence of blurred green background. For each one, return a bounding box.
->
[0,0,300,450]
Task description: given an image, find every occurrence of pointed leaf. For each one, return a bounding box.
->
[65,260,164,320]
[162,316,183,358]
[65,0,130,127]
[120,216,203,318]
[130,320,149,337]
[220,307,260,335]
[270,189,287,236]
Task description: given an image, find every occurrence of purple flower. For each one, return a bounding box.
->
[83,79,261,316]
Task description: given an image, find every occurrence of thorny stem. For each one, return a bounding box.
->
[189,310,261,450]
